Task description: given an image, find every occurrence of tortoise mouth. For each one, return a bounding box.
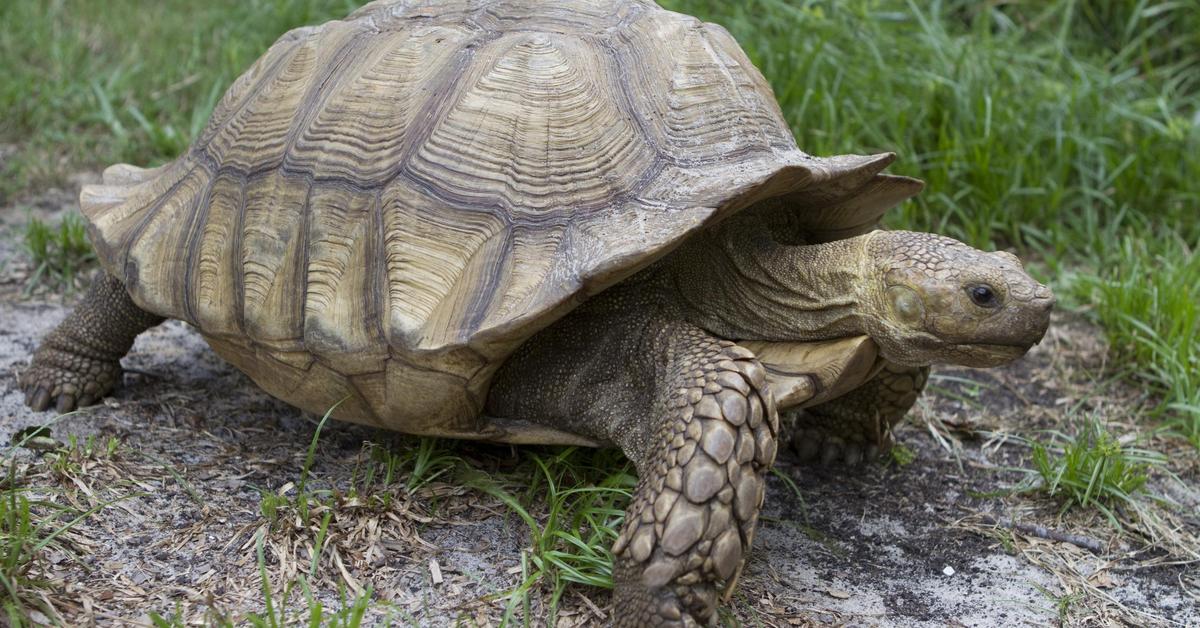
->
[951,342,1031,366]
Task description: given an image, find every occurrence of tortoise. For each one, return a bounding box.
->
[19,0,1054,624]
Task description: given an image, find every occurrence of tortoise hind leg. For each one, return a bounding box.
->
[20,272,163,413]
[788,363,929,465]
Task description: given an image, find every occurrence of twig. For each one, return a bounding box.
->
[979,514,1105,554]
[576,591,606,620]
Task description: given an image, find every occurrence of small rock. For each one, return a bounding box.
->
[429,558,443,584]
[942,565,956,576]
[825,587,852,599]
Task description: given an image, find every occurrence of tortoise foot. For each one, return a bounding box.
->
[20,347,120,413]
[612,558,715,627]
[789,424,884,466]
[784,364,928,466]
[20,273,162,414]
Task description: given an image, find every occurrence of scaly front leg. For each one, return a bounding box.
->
[612,329,778,626]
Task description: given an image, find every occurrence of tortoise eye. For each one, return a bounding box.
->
[968,284,1000,308]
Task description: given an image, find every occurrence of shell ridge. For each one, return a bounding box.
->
[123,164,214,319]
[238,174,311,339]
[180,174,219,326]
[369,188,388,344]
[203,27,348,173]
[453,225,515,345]
[230,170,250,336]
[295,183,316,344]
[188,172,248,335]
[277,25,374,175]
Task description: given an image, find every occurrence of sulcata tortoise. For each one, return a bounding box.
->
[20,0,1054,624]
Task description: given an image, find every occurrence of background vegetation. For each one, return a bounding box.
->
[1,0,1197,623]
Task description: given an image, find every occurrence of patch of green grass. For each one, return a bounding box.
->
[250,407,417,623]
[146,532,380,627]
[21,212,95,293]
[259,410,633,624]
[250,404,492,623]
[999,0,1200,98]
[1024,416,1165,525]
[0,418,119,625]
[259,409,464,529]
[44,433,120,480]
[924,373,988,409]
[889,443,916,466]
[258,406,341,528]
[245,532,376,628]
[1074,232,1200,445]
[461,448,634,624]
[0,0,360,201]
[1034,582,1085,626]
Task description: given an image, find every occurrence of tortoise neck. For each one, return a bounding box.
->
[668,220,879,342]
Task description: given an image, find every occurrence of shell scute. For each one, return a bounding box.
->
[286,23,477,183]
[190,172,244,336]
[239,172,309,342]
[403,31,657,212]
[301,186,387,374]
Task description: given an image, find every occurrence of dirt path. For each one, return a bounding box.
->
[1,189,1196,626]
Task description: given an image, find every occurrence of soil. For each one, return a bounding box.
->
[0,183,1196,627]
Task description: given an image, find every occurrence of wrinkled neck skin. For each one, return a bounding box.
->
[666,219,877,342]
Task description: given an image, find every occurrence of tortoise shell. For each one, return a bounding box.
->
[78,0,920,441]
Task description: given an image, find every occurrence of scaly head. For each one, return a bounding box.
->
[862,230,1053,367]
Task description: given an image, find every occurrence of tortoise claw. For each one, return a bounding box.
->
[55,393,77,414]
[843,444,864,466]
[29,387,51,412]
[819,441,842,466]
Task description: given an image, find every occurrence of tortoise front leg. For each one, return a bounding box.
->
[612,330,778,626]
[487,298,779,625]
[20,272,163,413]
[788,363,929,465]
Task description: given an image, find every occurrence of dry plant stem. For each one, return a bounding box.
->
[979,513,1105,554]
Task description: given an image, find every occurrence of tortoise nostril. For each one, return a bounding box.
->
[1032,286,1055,312]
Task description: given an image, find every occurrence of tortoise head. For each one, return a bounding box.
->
[863,230,1054,368]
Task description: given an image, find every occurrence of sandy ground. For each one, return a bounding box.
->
[0,185,1197,626]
